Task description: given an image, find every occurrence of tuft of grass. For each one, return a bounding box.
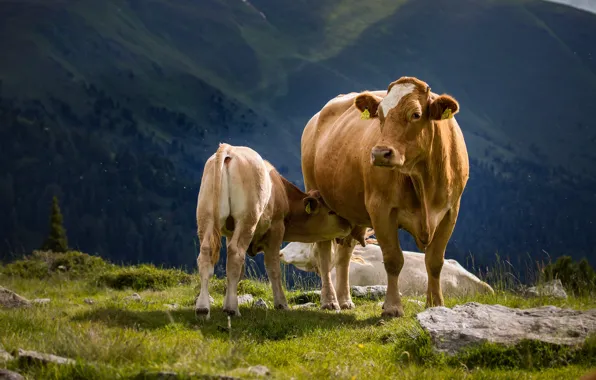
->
[95,264,191,291]
[542,255,596,297]
[1,250,112,280]
[207,277,271,299]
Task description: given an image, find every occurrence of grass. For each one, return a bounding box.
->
[1,261,596,379]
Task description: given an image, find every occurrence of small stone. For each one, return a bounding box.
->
[292,302,317,309]
[32,298,51,305]
[253,298,268,309]
[248,365,270,377]
[0,369,24,380]
[0,344,14,362]
[126,293,142,301]
[377,301,384,308]
[376,319,386,326]
[209,295,215,304]
[164,303,179,310]
[351,285,386,300]
[16,349,76,366]
[84,298,94,305]
[407,299,424,307]
[57,265,67,271]
[237,294,254,305]
[522,279,568,299]
[0,287,31,309]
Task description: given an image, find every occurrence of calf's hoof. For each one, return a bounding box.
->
[321,302,340,311]
[340,300,355,310]
[381,305,405,318]
[195,307,211,320]
[223,308,241,317]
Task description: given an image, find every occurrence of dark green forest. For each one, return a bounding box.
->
[1,0,595,278]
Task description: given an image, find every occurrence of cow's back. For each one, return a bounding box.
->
[301,91,387,225]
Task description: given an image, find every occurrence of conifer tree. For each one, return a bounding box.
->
[41,196,68,252]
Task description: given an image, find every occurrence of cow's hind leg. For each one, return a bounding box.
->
[263,221,289,310]
[195,232,217,319]
[335,239,357,310]
[424,202,460,307]
[223,220,257,316]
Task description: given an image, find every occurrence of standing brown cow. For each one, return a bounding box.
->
[301,76,470,317]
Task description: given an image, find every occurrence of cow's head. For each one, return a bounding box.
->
[354,76,459,170]
[299,190,352,241]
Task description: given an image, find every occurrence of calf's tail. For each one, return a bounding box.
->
[208,143,230,265]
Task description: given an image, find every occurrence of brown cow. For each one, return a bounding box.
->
[301,76,470,317]
[195,143,357,319]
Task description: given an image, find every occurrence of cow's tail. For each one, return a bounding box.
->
[209,143,230,265]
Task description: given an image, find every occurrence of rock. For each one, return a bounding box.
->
[237,294,254,305]
[16,348,76,366]
[520,279,568,299]
[0,344,14,362]
[32,298,51,305]
[126,293,142,301]
[84,298,94,305]
[57,265,67,271]
[253,298,268,309]
[292,302,317,309]
[0,287,31,309]
[416,302,596,355]
[0,369,24,380]
[351,285,387,300]
[209,295,214,304]
[248,365,270,377]
[164,303,179,310]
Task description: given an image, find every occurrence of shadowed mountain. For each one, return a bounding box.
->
[0,0,595,276]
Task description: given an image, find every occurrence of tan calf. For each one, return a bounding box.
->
[195,143,354,318]
[301,76,470,317]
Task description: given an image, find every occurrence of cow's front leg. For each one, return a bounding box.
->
[370,208,404,318]
[263,222,289,310]
[314,240,339,310]
[334,238,357,310]
[424,201,460,307]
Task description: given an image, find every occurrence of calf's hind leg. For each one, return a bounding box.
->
[223,220,257,316]
[195,231,217,319]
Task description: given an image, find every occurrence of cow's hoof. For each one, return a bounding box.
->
[195,307,211,320]
[340,301,355,310]
[223,308,241,317]
[321,302,340,311]
[381,306,405,318]
[275,303,289,310]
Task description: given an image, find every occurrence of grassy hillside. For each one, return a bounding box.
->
[0,0,595,271]
[1,253,596,379]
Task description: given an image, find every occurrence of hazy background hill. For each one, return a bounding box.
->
[1,0,595,278]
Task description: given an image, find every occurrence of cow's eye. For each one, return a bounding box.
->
[412,112,421,120]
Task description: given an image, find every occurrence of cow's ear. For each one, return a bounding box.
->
[354,93,381,119]
[429,94,459,121]
[303,196,320,215]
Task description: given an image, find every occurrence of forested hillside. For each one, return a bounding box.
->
[1,0,595,273]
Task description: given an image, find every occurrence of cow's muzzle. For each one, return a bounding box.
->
[371,145,405,167]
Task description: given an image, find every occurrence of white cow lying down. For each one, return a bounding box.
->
[280,239,494,297]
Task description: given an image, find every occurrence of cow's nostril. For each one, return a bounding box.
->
[383,150,392,159]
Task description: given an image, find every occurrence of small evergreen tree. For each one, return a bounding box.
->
[41,196,69,252]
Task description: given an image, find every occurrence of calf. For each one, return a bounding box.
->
[195,143,355,318]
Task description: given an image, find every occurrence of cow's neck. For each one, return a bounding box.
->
[410,121,453,246]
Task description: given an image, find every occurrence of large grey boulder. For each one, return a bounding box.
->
[0,287,31,309]
[0,369,24,380]
[416,302,596,355]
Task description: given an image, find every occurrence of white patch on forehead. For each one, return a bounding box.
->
[379,83,416,117]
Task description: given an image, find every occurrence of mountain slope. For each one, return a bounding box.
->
[0,0,595,272]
